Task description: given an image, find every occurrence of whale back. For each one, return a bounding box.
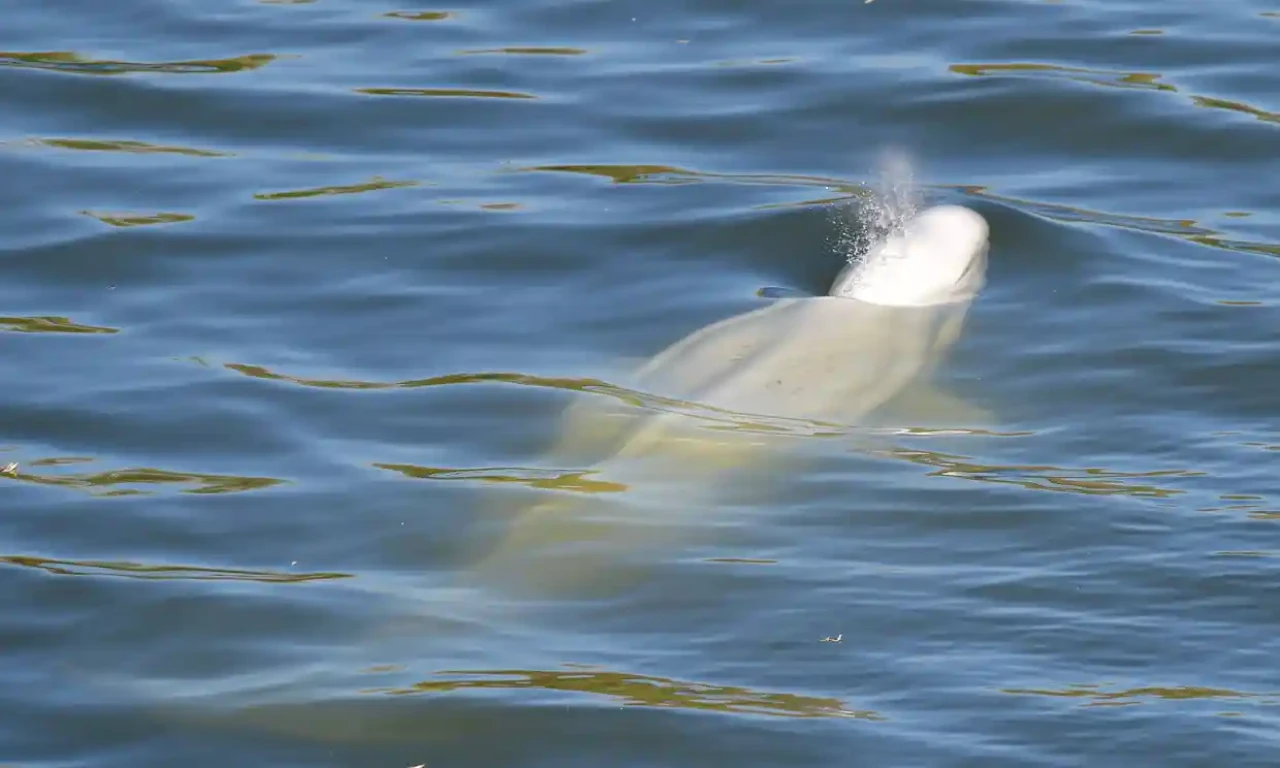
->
[469,205,993,597]
[629,298,942,427]
[831,205,989,307]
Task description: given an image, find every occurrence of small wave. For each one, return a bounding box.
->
[1003,683,1279,709]
[0,555,349,583]
[951,185,1280,260]
[373,463,628,493]
[253,176,420,201]
[34,137,233,158]
[458,47,588,57]
[884,445,1202,499]
[951,62,1279,127]
[356,87,537,99]
[2,458,286,497]
[81,210,195,228]
[0,50,275,76]
[382,10,455,22]
[363,666,882,720]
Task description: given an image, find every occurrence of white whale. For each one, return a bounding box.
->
[475,204,991,593]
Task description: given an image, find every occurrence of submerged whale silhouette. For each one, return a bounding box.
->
[476,204,991,593]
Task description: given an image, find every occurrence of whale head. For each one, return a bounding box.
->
[829,205,989,307]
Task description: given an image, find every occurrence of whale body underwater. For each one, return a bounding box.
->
[475,204,991,593]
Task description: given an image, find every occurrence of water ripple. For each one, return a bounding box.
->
[373,463,628,493]
[222,363,851,437]
[884,446,1203,499]
[953,185,1280,259]
[951,61,1279,127]
[253,177,420,201]
[382,10,455,22]
[521,163,860,193]
[223,363,603,392]
[81,210,195,228]
[365,667,881,720]
[33,137,233,158]
[356,87,537,99]
[951,62,1175,92]
[458,47,588,57]
[0,51,276,76]
[3,458,285,497]
[1003,683,1280,710]
[0,555,349,583]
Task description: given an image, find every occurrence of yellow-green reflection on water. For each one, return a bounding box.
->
[1004,683,1279,709]
[37,137,232,158]
[883,446,1201,498]
[1244,510,1280,521]
[225,363,611,393]
[951,62,1280,127]
[1189,95,1279,126]
[713,57,799,67]
[527,163,698,184]
[222,363,858,439]
[356,87,536,99]
[1,316,119,334]
[254,177,419,201]
[950,62,1174,91]
[520,163,868,208]
[437,200,524,211]
[522,163,861,192]
[0,555,349,582]
[81,210,195,227]
[383,10,454,21]
[365,667,882,719]
[3,458,284,496]
[0,51,275,76]
[140,667,878,745]
[373,464,628,493]
[458,47,587,56]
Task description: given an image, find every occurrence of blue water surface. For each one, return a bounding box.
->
[3,0,1280,766]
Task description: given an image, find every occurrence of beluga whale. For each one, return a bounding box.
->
[473,203,991,595]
